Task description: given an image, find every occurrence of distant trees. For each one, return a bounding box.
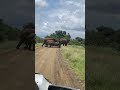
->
[86,26,120,51]
[70,37,85,46]
[0,19,21,42]
[45,30,71,42]
[35,36,43,43]
[0,19,35,42]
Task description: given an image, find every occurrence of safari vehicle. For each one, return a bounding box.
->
[35,73,80,90]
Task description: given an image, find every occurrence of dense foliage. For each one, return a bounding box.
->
[0,19,20,42]
[70,37,85,46]
[45,30,71,41]
[35,36,43,43]
[86,26,120,51]
[0,19,35,42]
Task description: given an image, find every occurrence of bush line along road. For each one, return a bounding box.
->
[35,45,85,90]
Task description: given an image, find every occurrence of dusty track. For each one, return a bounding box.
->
[35,47,84,89]
[0,49,34,90]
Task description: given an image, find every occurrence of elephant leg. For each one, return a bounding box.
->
[25,40,31,50]
[48,44,51,48]
[16,39,25,49]
[28,40,35,51]
[28,41,33,50]
[24,46,27,50]
[65,43,67,46]
[60,44,61,48]
[42,42,45,47]
[26,43,30,50]
[24,41,28,50]
[50,44,52,47]
[32,43,35,51]
[58,44,61,48]
[31,40,35,51]
[28,43,32,50]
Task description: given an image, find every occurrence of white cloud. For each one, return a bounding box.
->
[48,0,85,32]
[35,0,48,8]
[36,0,85,38]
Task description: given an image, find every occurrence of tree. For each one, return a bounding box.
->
[76,37,82,42]
[35,36,43,43]
[45,30,71,42]
[0,19,21,42]
[68,33,71,38]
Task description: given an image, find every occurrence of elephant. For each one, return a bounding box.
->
[16,28,35,49]
[47,39,61,48]
[24,33,35,51]
[42,38,56,47]
[54,40,61,48]
[47,40,55,47]
[60,38,68,46]
[42,38,61,48]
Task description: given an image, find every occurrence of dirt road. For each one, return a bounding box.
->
[0,49,34,90]
[35,47,84,89]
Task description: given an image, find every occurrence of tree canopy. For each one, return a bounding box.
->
[0,19,34,42]
[86,25,120,51]
[45,30,71,42]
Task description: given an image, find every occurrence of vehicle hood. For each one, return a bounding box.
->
[35,74,52,90]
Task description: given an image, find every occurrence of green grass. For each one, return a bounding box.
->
[0,41,18,53]
[35,43,42,49]
[61,45,85,80]
[86,46,120,90]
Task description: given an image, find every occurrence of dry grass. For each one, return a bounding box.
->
[61,45,85,80]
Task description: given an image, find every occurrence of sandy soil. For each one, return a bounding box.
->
[35,47,84,90]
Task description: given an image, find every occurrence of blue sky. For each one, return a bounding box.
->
[35,0,85,38]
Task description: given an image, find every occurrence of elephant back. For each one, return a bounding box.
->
[20,28,35,39]
[47,39,55,43]
[44,38,56,42]
[27,33,35,39]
